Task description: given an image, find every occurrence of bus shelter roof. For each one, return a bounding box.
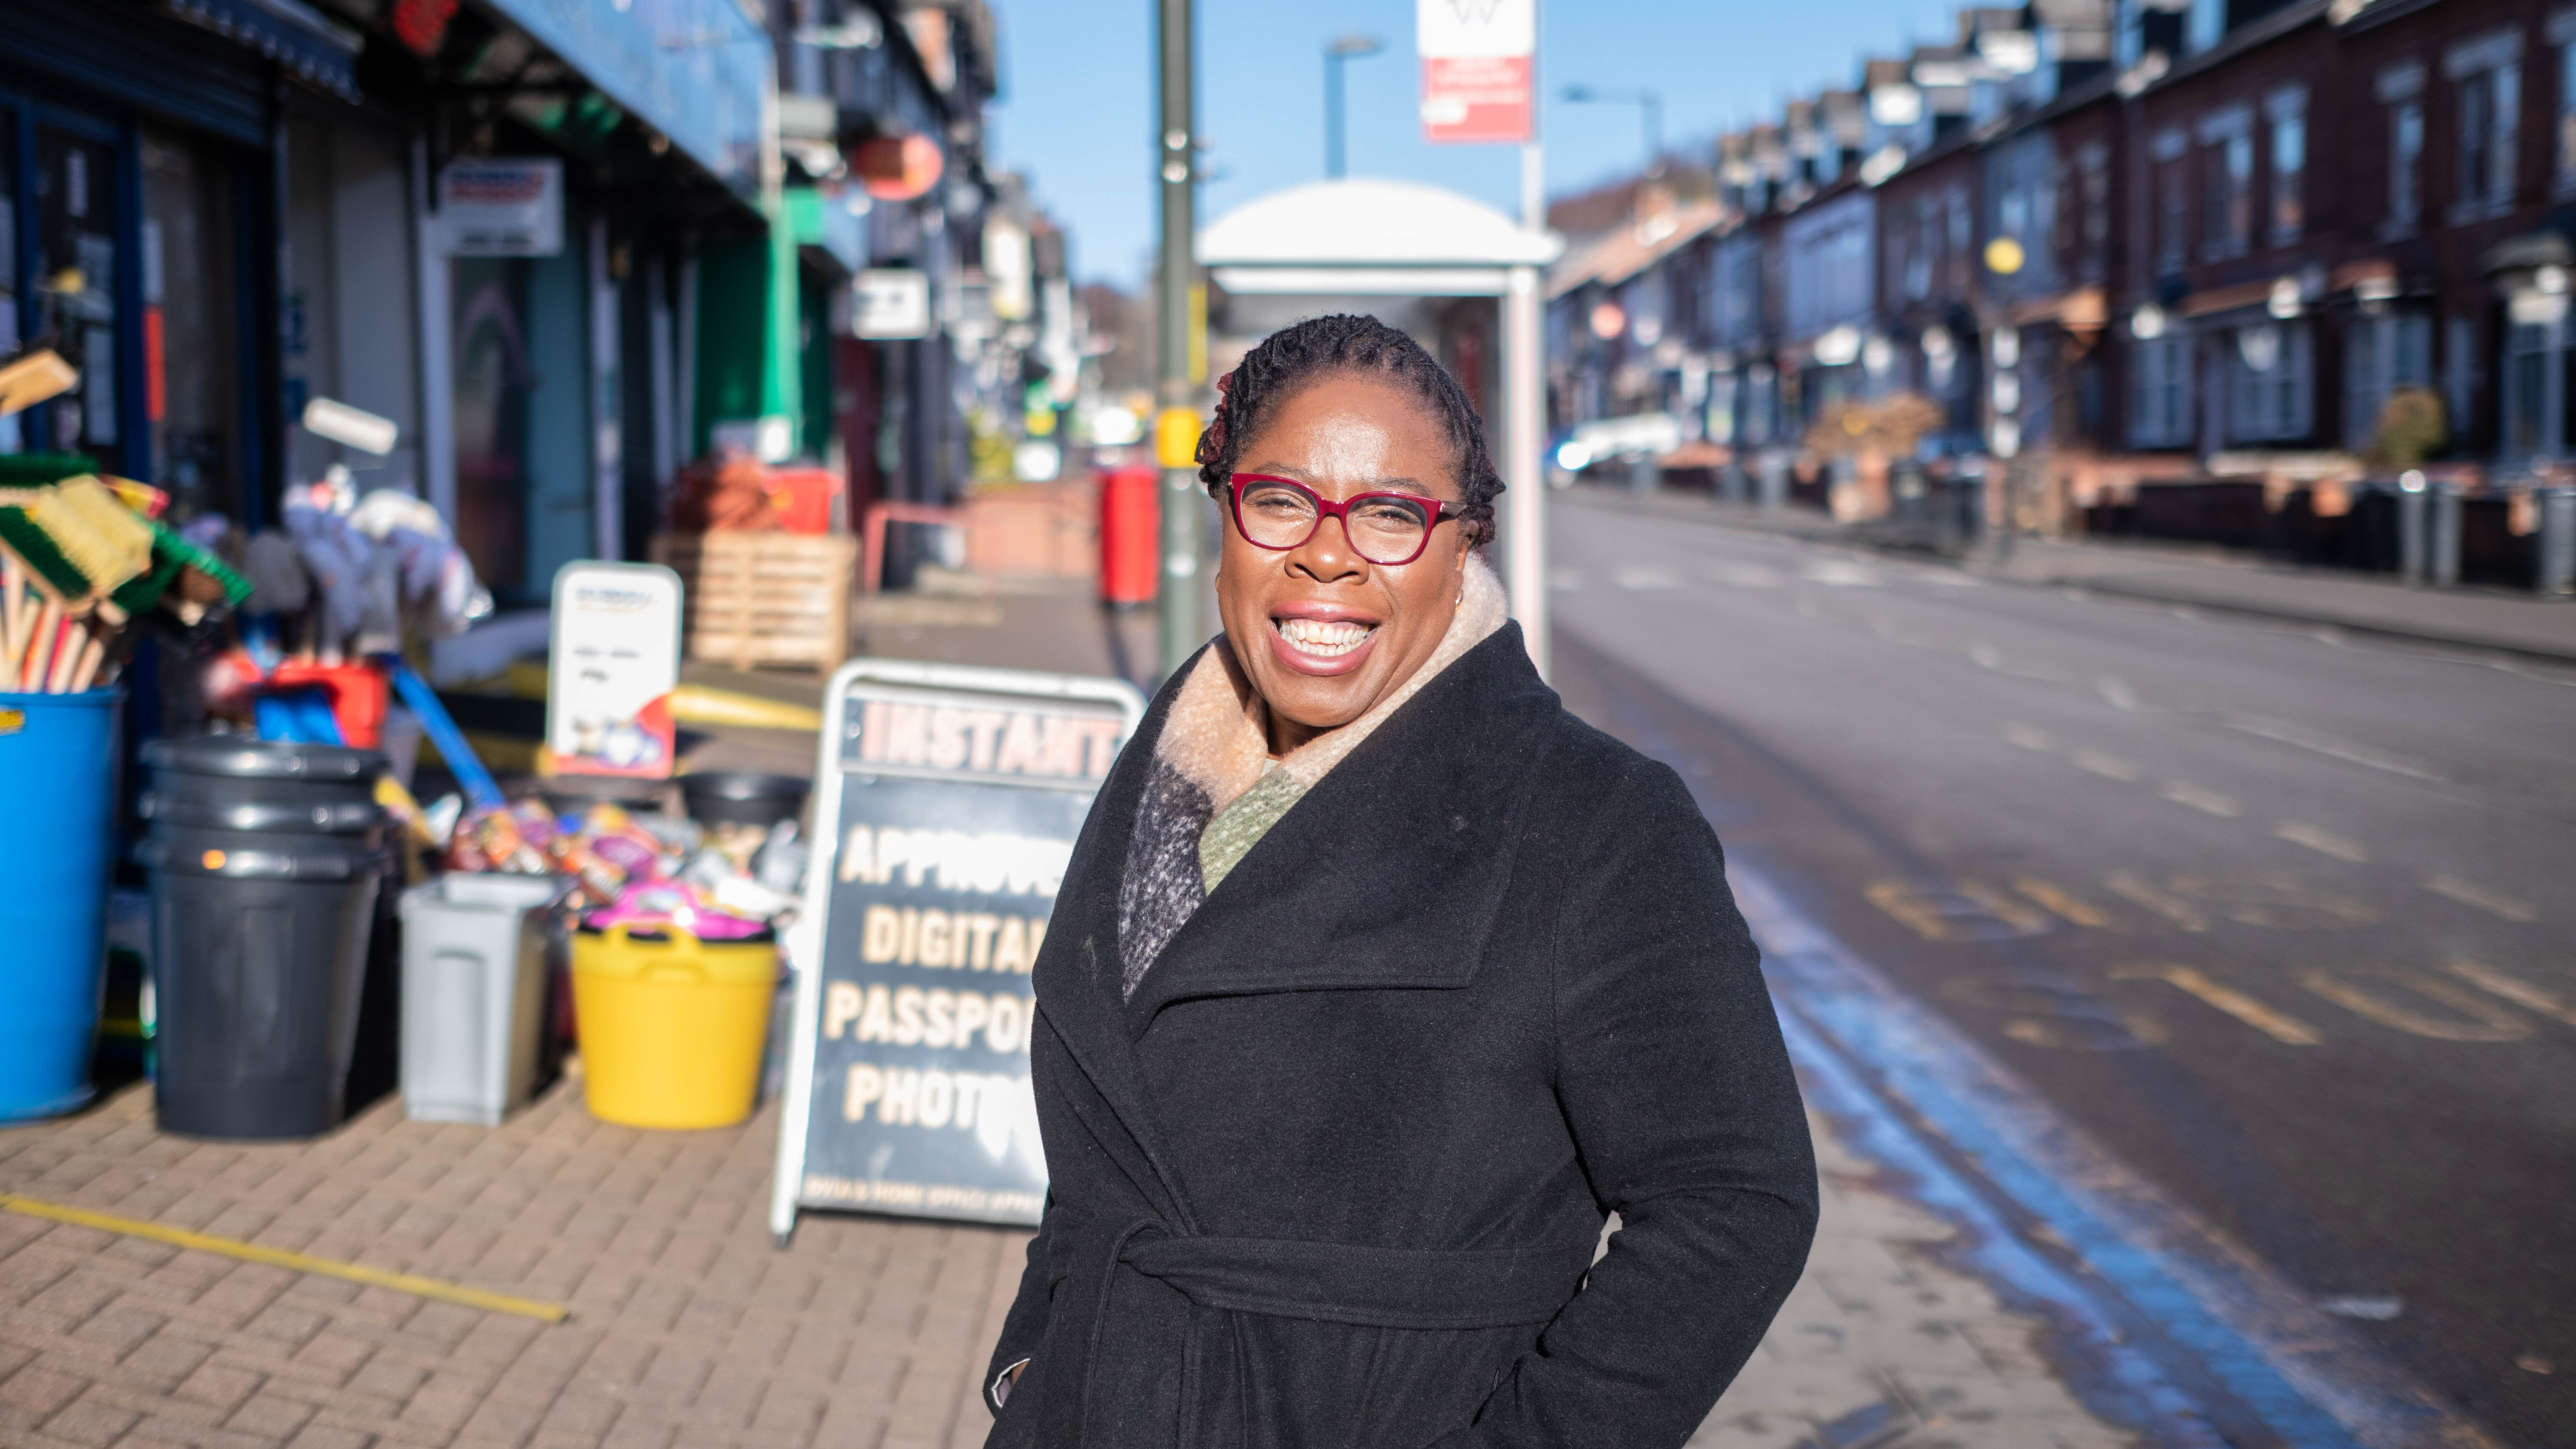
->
[1199,178,1562,297]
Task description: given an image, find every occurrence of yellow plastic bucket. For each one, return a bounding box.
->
[571,922,777,1129]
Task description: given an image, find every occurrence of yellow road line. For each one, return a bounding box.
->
[2104,873,2208,933]
[2012,876,2111,928]
[2420,875,2540,923]
[0,1192,569,1323]
[2440,960,2576,1027]
[2297,969,2531,1043]
[2273,822,2369,863]
[2112,964,2323,1046]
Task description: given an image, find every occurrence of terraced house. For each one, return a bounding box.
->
[1548,0,2576,586]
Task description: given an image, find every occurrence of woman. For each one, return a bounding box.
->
[984,315,1815,1448]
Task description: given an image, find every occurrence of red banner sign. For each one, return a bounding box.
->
[1419,0,1535,145]
[1422,55,1533,143]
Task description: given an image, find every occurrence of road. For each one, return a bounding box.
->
[1543,491,2576,1448]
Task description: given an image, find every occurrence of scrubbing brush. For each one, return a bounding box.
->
[52,476,154,588]
[0,476,153,609]
[0,453,96,488]
[0,476,158,693]
[111,515,250,624]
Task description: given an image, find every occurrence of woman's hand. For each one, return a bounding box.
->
[991,1357,1030,1409]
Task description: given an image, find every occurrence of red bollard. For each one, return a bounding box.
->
[1098,467,1160,607]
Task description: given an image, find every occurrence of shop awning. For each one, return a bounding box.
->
[477,0,768,194]
[165,0,359,102]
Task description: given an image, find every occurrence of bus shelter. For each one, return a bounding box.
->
[1199,179,1563,673]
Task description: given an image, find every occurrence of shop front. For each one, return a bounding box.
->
[0,0,359,525]
[396,0,769,605]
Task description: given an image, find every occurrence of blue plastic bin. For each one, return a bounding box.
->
[0,688,120,1120]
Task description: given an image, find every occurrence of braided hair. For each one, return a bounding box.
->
[1194,313,1502,548]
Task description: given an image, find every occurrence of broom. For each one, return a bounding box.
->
[0,477,154,691]
[78,518,254,691]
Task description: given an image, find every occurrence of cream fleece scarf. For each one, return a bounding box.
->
[1114,555,1510,996]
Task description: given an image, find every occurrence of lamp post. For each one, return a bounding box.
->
[1156,0,1202,679]
[1561,85,1662,178]
[1324,33,1383,180]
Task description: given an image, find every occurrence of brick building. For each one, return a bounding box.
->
[1546,0,2576,539]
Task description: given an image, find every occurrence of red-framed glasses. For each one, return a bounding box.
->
[1226,473,1462,566]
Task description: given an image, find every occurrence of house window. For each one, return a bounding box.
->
[2267,90,2306,243]
[2458,69,2518,212]
[2391,101,2424,232]
[2376,62,2424,236]
[2079,145,2110,266]
[2444,315,2479,440]
[2205,130,2252,256]
[2343,312,2434,450]
[2504,323,2552,459]
[2227,323,2312,443]
[2446,30,2522,219]
[2154,129,2188,273]
[2555,10,2576,191]
[2129,335,2193,447]
[2195,109,2254,259]
[1904,201,1934,301]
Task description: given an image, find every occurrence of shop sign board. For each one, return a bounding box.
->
[1418,0,1536,144]
[771,660,1146,1237]
[546,561,682,779]
[439,159,565,257]
[852,269,933,340]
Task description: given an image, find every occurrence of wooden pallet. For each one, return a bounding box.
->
[651,531,855,673]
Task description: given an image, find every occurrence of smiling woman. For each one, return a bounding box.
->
[978,314,1817,1449]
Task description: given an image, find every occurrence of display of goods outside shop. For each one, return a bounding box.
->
[652,530,856,674]
[669,452,839,536]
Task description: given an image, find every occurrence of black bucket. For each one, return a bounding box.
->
[140,738,388,1139]
[680,770,810,830]
[540,771,671,818]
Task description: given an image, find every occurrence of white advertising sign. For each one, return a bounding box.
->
[439,159,565,258]
[547,561,683,779]
[1418,0,1536,144]
[770,659,1146,1239]
[852,269,934,340]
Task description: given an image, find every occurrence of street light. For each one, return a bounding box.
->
[1324,33,1383,179]
[1562,85,1664,178]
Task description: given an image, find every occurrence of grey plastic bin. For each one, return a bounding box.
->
[398,874,569,1125]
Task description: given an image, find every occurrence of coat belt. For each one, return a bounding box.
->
[1049,1212,1595,1438]
[1118,1230,1592,1329]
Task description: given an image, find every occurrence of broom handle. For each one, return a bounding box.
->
[45,616,81,693]
[67,630,106,693]
[20,597,59,691]
[1,552,22,669]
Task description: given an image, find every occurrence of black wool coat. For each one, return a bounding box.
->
[984,623,1817,1449]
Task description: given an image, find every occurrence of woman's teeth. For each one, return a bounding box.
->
[1276,617,1375,657]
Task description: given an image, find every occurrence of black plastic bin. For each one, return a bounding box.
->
[680,770,810,830]
[139,738,389,1139]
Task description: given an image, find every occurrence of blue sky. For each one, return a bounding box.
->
[987,0,1964,287]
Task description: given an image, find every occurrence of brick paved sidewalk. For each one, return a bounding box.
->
[3,1075,2128,1449]
[0,1081,1021,1449]
[1696,1107,2130,1449]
